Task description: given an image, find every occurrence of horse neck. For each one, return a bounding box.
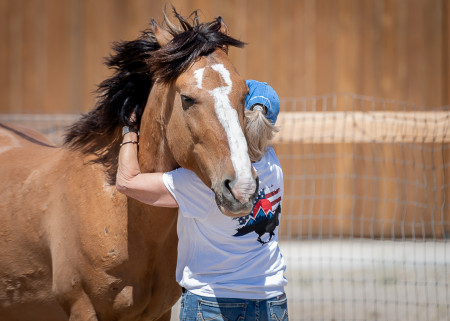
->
[138,83,178,173]
[126,84,179,244]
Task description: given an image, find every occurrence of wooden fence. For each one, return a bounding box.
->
[1,1,449,239]
[0,0,448,114]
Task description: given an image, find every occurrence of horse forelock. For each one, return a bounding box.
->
[149,7,246,84]
[63,7,245,185]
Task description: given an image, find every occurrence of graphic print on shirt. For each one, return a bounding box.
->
[233,185,281,245]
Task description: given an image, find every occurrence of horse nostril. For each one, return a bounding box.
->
[222,177,257,205]
[223,179,233,194]
[223,178,240,202]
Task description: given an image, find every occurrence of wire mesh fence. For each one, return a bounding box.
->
[275,93,449,321]
[0,93,449,320]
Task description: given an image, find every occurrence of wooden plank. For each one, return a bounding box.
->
[0,0,11,112]
[44,0,72,113]
[447,0,450,106]
[275,111,450,143]
[7,0,23,113]
[81,0,115,112]
[314,0,336,95]
[395,0,408,103]
[67,0,83,113]
[291,0,306,98]
[335,0,358,94]
[380,0,396,101]
[423,0,443,107]
[244,0,271,82]
[21,0,36,112]
[268,0,284,96]
[303,0,316,96]
[228,0,248,76]
[405,0,426,106]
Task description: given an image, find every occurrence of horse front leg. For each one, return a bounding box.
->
[155,310,172,321]
[52,264,98,321]
[68,290,98,321]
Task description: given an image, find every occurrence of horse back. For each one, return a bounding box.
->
[0,122,56,148]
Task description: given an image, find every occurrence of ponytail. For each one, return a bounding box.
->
[244,109,279,162]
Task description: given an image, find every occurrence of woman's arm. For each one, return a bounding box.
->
[116,131,178,208]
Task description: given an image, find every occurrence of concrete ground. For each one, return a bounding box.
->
[171,239,450,321]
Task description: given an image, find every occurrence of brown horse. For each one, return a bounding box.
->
[0,10,257,321]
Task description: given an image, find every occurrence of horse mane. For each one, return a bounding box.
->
[64,8,245,184]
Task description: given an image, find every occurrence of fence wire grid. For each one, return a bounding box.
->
[1,93,449,321]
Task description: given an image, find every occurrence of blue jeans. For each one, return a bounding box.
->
[179,289,289,321]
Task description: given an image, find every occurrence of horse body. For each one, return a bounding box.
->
[0,10,255,320]
[0,129,180,320]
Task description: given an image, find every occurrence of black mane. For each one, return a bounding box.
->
[64,8,245,184]
[150,10,245,83]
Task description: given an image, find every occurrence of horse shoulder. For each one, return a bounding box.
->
[49,153,181,319]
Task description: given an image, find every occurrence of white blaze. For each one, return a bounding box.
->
[194,68,205,89]
[207,64,255,202]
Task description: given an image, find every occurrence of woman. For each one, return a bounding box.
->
[116,80,288,321]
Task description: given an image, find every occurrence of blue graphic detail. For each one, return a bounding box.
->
[233,187,281,245]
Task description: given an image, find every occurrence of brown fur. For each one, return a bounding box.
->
[0,126,181,320]
[0,11,254,321]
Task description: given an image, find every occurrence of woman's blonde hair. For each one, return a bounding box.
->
[245,109,279,162]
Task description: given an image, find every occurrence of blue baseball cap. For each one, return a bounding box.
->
[245,80,280,125]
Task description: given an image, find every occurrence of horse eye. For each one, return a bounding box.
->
[181,95,195,110]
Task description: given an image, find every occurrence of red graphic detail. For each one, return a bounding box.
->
[252,199,273,218]
[271,197,281,207]
[265,188,280,198]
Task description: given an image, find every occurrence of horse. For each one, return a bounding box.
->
[0,9,258,321]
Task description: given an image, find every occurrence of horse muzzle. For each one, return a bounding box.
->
[213,175,259,217]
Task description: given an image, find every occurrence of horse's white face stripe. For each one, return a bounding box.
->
[194,68,205,89]
[205,64,254,200]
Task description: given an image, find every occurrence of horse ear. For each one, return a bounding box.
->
[152,18,173,47]
[218,16,229,35]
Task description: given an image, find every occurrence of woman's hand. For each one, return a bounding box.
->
[115,125,178,208]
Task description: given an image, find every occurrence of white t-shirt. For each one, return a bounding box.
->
[162,147,287,299]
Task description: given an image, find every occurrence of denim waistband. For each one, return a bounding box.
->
[181,288,286,301]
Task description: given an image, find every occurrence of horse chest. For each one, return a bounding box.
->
[78,209,179,320]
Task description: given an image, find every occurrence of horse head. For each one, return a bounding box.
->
[139,13,258,216]
[65,9,258,217]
